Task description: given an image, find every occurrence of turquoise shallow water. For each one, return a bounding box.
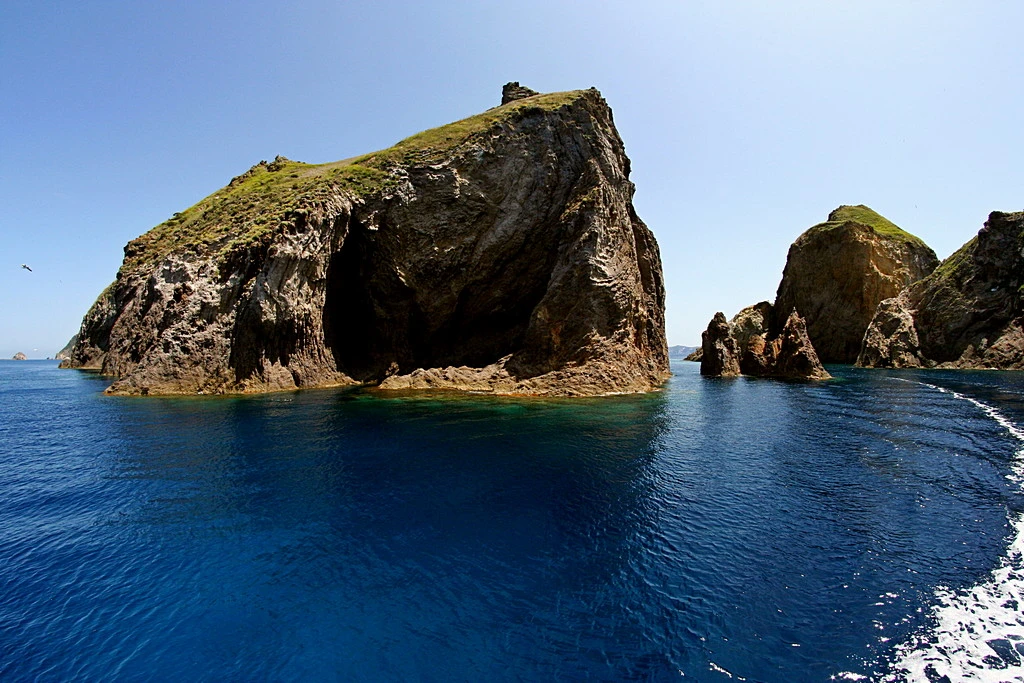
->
[1,359,1023,681]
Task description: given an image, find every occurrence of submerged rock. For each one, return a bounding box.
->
[61,86,669,397]
[858,211,1024,369]
[774,205,938,363]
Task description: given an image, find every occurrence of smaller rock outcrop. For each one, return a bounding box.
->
[858,211,1024,369]
[700,307,829,380]
[769,311,832,380]
[700,312,740,377]
[684,348,703,362]
[12,352,27,360]
[501,82,539,104]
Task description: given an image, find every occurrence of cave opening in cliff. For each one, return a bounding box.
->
[322,217,557,383]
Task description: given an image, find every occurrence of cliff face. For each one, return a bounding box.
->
[61,86,669,397]
[774,205,939,363]
[858,211,1024,369]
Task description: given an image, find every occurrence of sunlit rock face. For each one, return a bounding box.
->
[858,211,1024,369]
[774,205,938,364]
[61,86,669,397]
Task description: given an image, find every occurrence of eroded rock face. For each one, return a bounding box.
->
[61,87,669,397]
[700,312,740,377]
[699,306,829,380]
[774,205,938,363]
[858,211,1024,369]
[730,301,774,375]
[769,310,832,380]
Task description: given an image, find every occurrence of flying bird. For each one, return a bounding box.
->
[20,264,32,272]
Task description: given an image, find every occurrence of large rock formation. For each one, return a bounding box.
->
[774,205,939,363]
[695,205,936,378]
[60,85,669,397]
[700,306,829,380]
[858,211,1024,369]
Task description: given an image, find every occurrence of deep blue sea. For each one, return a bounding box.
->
[2,359,1024,682]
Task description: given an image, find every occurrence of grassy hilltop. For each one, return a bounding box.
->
[123,90,588,271]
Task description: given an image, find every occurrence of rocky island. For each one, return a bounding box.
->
[60,85,669,396]
[699,205,937,380]
[12,352,27,361]
[858,211,1024,369]
[774,205,938,363]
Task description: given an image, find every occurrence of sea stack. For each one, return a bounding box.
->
[60,85,669,397]
[700,307,829,381]
[858,211,1024,369]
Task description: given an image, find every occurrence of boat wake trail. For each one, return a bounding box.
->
[881,380,1024,682]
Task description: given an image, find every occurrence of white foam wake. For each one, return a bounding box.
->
[880,381,1024,682]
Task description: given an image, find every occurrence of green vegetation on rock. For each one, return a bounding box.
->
[805,204,929,248]
[122,90,589,272]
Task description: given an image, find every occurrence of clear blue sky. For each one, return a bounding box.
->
[2,1,1022,357]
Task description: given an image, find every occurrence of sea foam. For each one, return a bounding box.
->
[881,381,1024,682]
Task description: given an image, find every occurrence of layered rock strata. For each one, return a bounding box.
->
[60,85,669,396]
[858,211,1024,369]
[700,306,829,380]
[774,205,938,363]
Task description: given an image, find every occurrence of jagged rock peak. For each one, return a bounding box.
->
[501,82,539,105]
[60,87,669,397]
[858,210,1024,369]
[773,204,938,363]
[700,312,740,377]
[771,310,831,380]
[700,305,829,381]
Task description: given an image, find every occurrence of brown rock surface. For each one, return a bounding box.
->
[768,311,832,380]
[700,312,740,377]
[858,211,1024,369]
[730,301,774,375]
[774,205,938,363]
[60,86,669,397]
[699,307,829,380]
